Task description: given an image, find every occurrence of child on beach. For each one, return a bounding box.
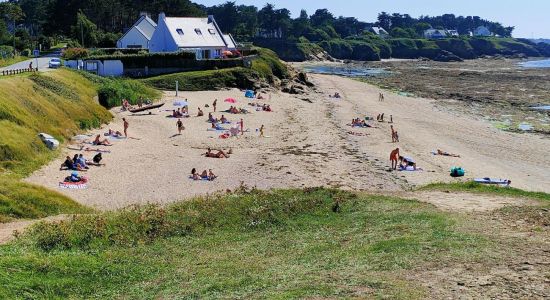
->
[390,148,400,170]
[176,119,185,134]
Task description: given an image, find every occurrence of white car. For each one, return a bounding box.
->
[48,58,62,68]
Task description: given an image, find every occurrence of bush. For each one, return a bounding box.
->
[80,74,160,108]
[435,39,476,59]
[0,45,14,59]
[62,47,90,60]
[21,49,32,57]
[389,38,419,58]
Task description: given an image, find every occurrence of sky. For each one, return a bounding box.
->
[195,0,550,38]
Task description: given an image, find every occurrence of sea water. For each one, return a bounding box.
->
[301,64,390,77]
[519,59,550,68]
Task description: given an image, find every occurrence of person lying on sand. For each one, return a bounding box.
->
[197,108,204,117]
[330,92,341,98]
[93,134,112,146]
[262,104,272,112]
[435,149,461,157]
[205,148,230,158]
[107,129,123,138]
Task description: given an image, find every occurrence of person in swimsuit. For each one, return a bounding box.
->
[93,134,112,146]
[390,148,400,170]
[197,108,204,117]
[205,148,230,158]
[259,125,265,137]
[436,149,460,157]
[123,118,129,137]
[213,99,217,112]
[240,118,244,135]
[220,115,228,123]
[177,119,185,134]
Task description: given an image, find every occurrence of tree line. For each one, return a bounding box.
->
[0,0,514,52]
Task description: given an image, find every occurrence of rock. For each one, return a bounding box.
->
[433,50,464,62]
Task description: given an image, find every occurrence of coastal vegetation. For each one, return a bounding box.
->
[0,69,111,222]
[0,188,487,298]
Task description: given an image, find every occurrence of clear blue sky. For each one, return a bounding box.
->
[195,0,550,38]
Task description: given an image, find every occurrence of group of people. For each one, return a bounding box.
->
[249,103,272,112]
[60,153,103,172]
[351,118,373,128]
[389,148,417,170]
[191,168,217,181]
[225,106,248,114]
[390,125,399,143]
[171,107,189,118]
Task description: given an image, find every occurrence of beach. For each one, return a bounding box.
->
[26,74,550,210]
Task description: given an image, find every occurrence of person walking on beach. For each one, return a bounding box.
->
[123,118,129,137]
[176,119,184,135]
[239,118,244,135]
[379,93,384,101]
[213,99,217,112]
[390,148,400,170]
[391,125,397,143]
[259,125,265,137]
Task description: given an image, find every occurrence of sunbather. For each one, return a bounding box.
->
[208,112,218,123]
[205,148,230,158]
[93,134,112,146]
[220,115,228,124]
[197,108,204,117]
[440,149,459,157]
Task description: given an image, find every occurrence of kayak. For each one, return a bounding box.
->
[474,178,511,186]
[129,103,164,113]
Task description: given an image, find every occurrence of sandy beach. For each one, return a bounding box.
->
[26,74,550,210]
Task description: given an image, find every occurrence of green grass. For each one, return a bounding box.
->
[420,182,550,203]
[142,67,260,91]
[77,71,160,108]
[0,188,486,298]
[0,56,28,68]
[0,69,112,223]
[0,177,92,223]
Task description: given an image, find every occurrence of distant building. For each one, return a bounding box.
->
[473,26,492,37]
[447,30,459,37]
[367,27,389,38]
[424,29,449,39]
[116,14,157,49]
[148,13,236,59]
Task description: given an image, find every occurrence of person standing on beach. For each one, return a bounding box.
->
[123,118,129,137]
[390,148,400,170]
[391,125,397,143]
[240,118,244,135]
[176,119,184,135]
[259,125,265,137]
[213,99,217,112]
[379,93,384,101]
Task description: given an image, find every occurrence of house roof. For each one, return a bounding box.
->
[118,15,157,45]
[223,34,237,49]
[164,16,227,48]
[424,29,447,35]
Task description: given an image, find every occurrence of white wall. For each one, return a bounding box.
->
[100,60,124,77]
[117,28,149,48]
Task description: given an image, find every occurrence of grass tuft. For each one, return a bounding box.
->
[420,182,550,203]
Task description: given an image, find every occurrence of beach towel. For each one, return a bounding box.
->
[474,178,510,186]
[59,178,88,189]
[399,166,423,172]
[189,175,214,181]
[219,133,231,139]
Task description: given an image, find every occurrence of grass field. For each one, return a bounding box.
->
[421,182,550,203]
[0,188,487,299]
[0,56,28,68]
[0,69,112,222]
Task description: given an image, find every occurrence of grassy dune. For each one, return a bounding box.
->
[0,188,486,299]
[0,69,112,222]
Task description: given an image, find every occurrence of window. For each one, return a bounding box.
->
[208,29,216,35]
[176,29,184,35]
[194,28,202,35]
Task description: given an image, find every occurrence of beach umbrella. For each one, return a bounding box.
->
[224,98,237,103]
[173,100,189,107]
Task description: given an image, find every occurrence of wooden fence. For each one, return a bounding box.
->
[1,68,38,76]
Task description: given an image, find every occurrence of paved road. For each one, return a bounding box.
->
[0,51,62,72]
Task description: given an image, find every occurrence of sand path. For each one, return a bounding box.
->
[25,74,549,210]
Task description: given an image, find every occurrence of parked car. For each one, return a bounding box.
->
[48,58,62,68]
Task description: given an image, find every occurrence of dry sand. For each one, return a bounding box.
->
[26,74,550,210]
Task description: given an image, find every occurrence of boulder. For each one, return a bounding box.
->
[433,50,463,62]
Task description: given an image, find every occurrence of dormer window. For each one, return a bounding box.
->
[195,28,202,35]
[176,29,184,35]
[208,29,216,34]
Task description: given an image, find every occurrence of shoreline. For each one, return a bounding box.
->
[25,73,550,210]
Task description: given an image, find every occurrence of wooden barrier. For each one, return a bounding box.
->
[1,68,38,76]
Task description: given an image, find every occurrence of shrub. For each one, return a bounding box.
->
[62,47,90,60]
[21,49,32,57]
[389,38,419,58]
[0,45,14,59]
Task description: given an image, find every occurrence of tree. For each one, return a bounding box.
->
[414,22,431,36]
[376,12,391,30]
[71,11,99,47]
[310,9,333,27]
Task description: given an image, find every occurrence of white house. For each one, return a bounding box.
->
[83,60,124,77]
[223,34,237,50]
[424,29,448,39]
[149,13,235,59]
[474,26,492,37]
[368,27,389,38]
[447,30,459,37]
[117,14,157,49]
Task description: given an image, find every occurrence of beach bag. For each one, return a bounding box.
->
[450,167,465,177]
